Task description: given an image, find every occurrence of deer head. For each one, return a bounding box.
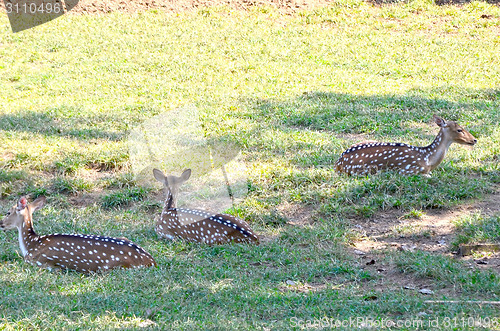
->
[433,115,477,146]
[1,196,46,230]
[153,168,192,209]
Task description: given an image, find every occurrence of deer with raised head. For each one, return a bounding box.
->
[153,168,259,245]
[335,115,477,176]
[0,196,157,273]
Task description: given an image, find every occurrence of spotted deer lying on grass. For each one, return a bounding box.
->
[153,168,259,245]
[0,196,157,273]
[335,115,477,176]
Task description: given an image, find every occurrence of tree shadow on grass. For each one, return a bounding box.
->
[241,88,498,169]
[246,89,499,139]
[0,110,124,141]
[237,88,499,219]
[1,234,499,329]
[0,241,363,329]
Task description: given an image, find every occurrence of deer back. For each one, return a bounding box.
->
[156,207,259,245]
[335,142,427,175]
[28,233,156,273]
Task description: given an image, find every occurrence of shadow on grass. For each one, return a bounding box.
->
[240,89,499,168]
[0,110,123,141]
[236,89,498,218]
[0,240,365,328]
[1,239,499,329]
[246,89,498,138]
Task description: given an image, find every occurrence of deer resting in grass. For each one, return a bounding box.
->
[0,196,157,273]
[335,115,477,176]
[153,168,259,245]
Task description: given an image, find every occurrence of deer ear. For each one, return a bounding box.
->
[153,169,166,183]
[17,197,28,211]
[30,196,46,213]
[433,115,448,127]
[181,169,192,181]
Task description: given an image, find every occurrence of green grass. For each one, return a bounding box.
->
[102,187,149,208]
[393,250,500,294]
[453,212,500,248]
[1,1,500,329]
[51,176,94,194]
[402,208,425,219]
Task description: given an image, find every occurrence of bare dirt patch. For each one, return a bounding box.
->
[338,187,500,298]
[267,189,500,296]
[276,201,316,226]
[357,255,455,298]
[66,0,334,14]
[68,192,101,207]
[352,185,500,274]
[0,0,333,17]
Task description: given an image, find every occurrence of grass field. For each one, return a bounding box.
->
[1,0,500,329]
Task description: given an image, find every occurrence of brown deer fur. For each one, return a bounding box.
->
[153,168,259,245]
[0,197,156,273]
[335,115,477,176]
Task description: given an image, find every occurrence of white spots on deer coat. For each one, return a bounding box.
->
[334,117,476,176]
[5,203,157,273]
[157,203,258,245]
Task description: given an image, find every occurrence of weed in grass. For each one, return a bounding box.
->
[23,186,48,199]
[354,204,378,218]
[85,150,128,171]
[249,209,288,226]
[0,183,14,198]
[0,169,25,183]
[402,208,425,219]
[102,172,137,189]
[54,155,85,174]
[6,153,31,168]
[138,199,162,212]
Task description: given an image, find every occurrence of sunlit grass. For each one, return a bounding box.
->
[453,212,500,248]
[1,1,500,328]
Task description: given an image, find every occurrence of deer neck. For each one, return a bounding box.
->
[165,188,177,210]
[18,212,39,257]
[422,128,453,171]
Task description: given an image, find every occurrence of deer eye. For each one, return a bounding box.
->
[6,211,11,216]
[457,129,463,133]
